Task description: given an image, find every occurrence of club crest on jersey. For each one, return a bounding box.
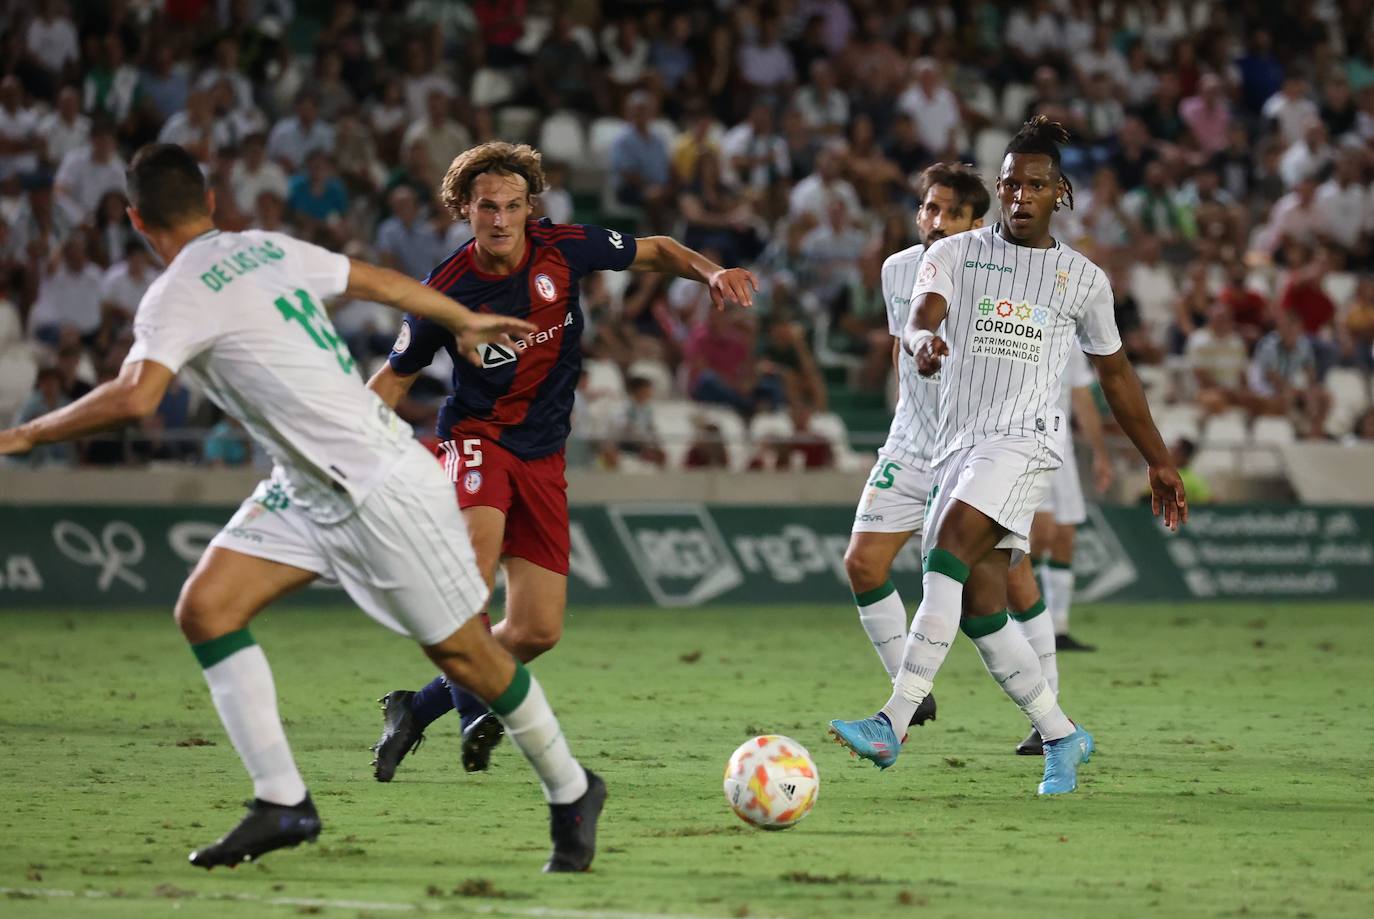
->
[479,342,518,368]
[392,321,411,354]
[918,260,937,284]
[463,470,483,494]
[1055,269,1070,295]
[534,273,557,301]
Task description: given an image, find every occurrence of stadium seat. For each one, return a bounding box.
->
[1193,446,1238,478]
[470,68,517,108]
[696,405,750,471]
[1201,409,1249,446]
[1135,363,1175,403]
[651,399,702,469]
[974,127,1012,176]
[1251,415,1296,445]
[1325,368,1370,435]
[809,411,864,472]
[1239,447,1284,477]
[494,106,540,144]
[538,111,587,165]
[626,358,674,400]
[1154,403,1202,444]
[588,117,629,169]
[583,357,627,402]
[1000,83,1035,128]
[1322,271,1357,307]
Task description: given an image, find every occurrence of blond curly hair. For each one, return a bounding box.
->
[439,142,546,219]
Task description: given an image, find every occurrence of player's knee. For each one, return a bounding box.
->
[843,547,885,594]
[506,618,562,659]
[174,577,242,641]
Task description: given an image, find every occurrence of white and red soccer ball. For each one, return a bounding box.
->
[723,735,819,830]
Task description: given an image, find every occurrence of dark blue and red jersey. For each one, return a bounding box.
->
[388,218,637,460]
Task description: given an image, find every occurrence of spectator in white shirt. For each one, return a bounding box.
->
[737,16,797,98]
[401,89,473,188]
[54,121,126,226]
[266,91,336,171]
[895,59,961,159]
[787,143,861,225]
[1076,23,1130,90]
[1314,151,1373,256]
[799,196,866,307]
[602,18,650,91]
[720,103,790,195]
[1186,304,1256,416]
[794,60,848,136]
[0,76,41,180]
[1255,177,1324,256]
[1262,77,1321,148]
[400,37,457,123]
[1128,235,1180,348]
[99,240,159,321]
[39,86,89,168]
[229,132,288,215]
[1278,121,1333,188]
[1005,0,1061,66]
[158,89,232,167]
[24,0,79,77]
[28,236,105,344]
[195,35,255,113]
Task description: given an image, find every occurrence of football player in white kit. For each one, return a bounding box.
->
[1005,347,1113,756]
[845,163,989,733]
[1031,346,1112,654]
[830,118,1186,795]
[0,144,607,871]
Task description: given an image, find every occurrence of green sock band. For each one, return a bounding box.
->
[960,611,1010,639]
[191,628,256,669]
[1047,559,1073,571]
[853,580,896,607]
[489,661,532,716]
[1012,599,1047,622]
[923,548,970,583]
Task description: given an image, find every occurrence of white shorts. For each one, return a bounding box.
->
[852,453,934,535]
[923,436,1059,567]
[210,445,489,646]
[1037,442,1087,525]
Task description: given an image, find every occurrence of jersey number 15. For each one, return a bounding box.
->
[274,288,356,375]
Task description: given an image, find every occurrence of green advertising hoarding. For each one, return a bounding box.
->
[2,504,1372,608]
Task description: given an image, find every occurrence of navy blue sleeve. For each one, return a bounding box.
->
[556,224,638,275]
[387,314,450,375]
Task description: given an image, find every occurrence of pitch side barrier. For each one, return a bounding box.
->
[1,503,1372,607]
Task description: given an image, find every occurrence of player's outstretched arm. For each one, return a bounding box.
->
[1087,348,1187,530]
[344,259,536,358]
[0,359,173,455]
[902,292,950,376]
[367,363,419,409]
[629,236,757,310]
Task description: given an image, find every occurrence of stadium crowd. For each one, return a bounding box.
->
[3,0,1374,476]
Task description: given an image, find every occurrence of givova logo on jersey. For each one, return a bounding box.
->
[970,295,1050,365]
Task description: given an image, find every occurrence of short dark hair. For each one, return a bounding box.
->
[1005,115,1075,209]
[126,144,208,230]
[916,162,990,220]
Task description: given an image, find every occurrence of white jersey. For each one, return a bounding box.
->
[1057,346,1095,449]
[125,229,414,522]
[878,243,940,467]
[910,224,1121,465]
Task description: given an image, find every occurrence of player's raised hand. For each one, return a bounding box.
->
[0,427,34,456]
[915,336,949,377]
[707,267,758,311]
[453,314,538,366]
[1148,464,1188,532]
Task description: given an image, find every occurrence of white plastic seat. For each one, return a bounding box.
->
[1201,409,1248,446]
[1239,448,1284,477]
[1251,415,1296,445]
[588,117,629,169]
[582,357,626,402]
[1000,83,1035,127]
[1192,446,1237,478]
[494,106,540,144]
[974,127,1012,176]
[537,110,586,164]
[470,68,516,108]
[1321,271,1357,308]
[1154,403,1202,444]
[626,357,674,400]
[651,399,702,469]
[809,411,863,471]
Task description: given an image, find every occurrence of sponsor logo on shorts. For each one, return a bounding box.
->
[463,470,483,494]
[535,273,557,301]
[856,513,885,523]
[225,526,263,543]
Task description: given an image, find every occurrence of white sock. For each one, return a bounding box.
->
[881,563,963,729]
[1044,563,1075,635]
[965,613,1074,742]
[1014,601,1059,694]
[855,580,907,680]
[199,640,308,806]
[493,665,588,805]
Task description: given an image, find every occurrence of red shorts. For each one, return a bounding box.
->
[433,436,570,576]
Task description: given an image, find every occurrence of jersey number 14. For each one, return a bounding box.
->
[274,288,356,375]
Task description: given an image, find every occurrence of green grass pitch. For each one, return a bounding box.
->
[1,602,1371,918]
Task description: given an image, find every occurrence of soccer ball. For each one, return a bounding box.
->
[723,735,819,830]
